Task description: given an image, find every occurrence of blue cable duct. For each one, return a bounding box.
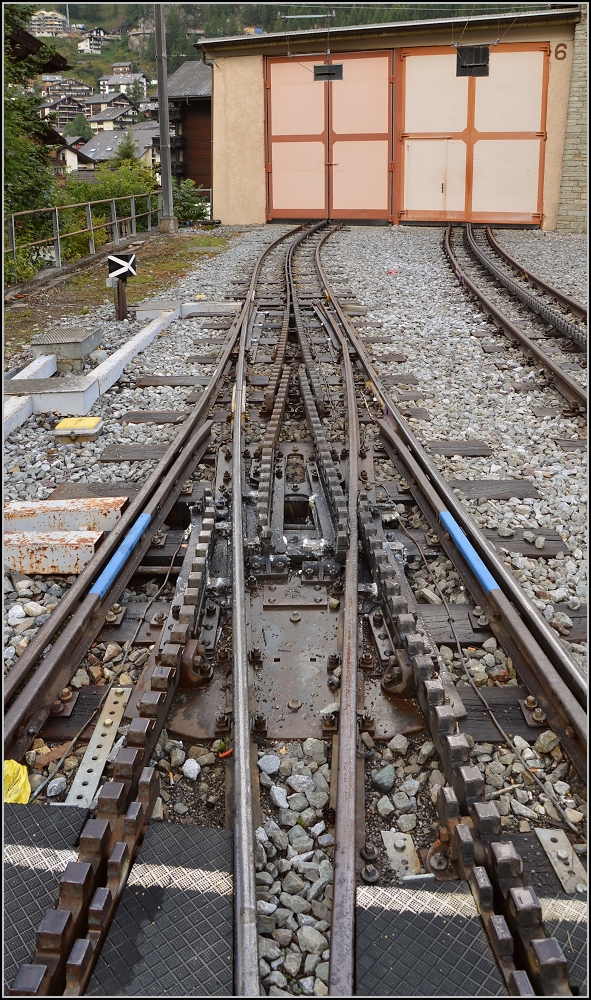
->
[438,510,499,596]
[89,512,152,599]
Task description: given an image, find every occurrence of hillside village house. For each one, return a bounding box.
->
[78,35,102,56]
[29,9,69,37]
[49,142,96,185]
[80,121,161,169]
[89,105,138,133]
[99,63,149,97]
[39,94,84,131]
[79,91,134,120]
[42,76,93,99]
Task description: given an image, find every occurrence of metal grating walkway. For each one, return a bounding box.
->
[356,879,508,997]
[3,803,87,995]
[87,823,233,997]
[542,894,587,995]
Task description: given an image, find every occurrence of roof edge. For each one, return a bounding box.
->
[199,6,581,52]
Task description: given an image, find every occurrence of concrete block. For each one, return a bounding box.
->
[93,310,178,394]
[134,300,182,322]
[180,301,241,318]
[31,327,103,370]
[4,530,105,575]
[3,354,57,437]
[4,497,127,532]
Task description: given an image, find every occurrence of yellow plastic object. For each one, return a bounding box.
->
[53,416,103,443]
[54,417,102,430]
[4,760,31,804]
[195,293,206,300]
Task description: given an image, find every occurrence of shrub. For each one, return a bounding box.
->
[173,179,209,224]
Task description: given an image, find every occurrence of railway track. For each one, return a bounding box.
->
[5,224,587,997]
[444,225,587,411]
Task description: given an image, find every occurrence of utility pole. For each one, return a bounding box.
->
[155,3,178,233]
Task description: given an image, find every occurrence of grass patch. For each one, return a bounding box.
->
[4,231,230,361]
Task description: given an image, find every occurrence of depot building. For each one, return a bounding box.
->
[200,5,585,230]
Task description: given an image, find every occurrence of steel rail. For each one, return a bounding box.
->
[231,304,259,999]
[4,227,305,758]
[314,230,360,998]
[318,228,586,709]
[466,223,586,350]
[486,226,587,322]
[378,421,586,774]
[445,225,586,409]
[231,223,307,995]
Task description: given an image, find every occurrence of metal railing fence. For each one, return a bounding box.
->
[5,192,163,273]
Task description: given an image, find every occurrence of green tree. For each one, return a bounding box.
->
[111,128,139,166]
[126,77,144,107]
[63,112,94,140]
[4,4,59,215]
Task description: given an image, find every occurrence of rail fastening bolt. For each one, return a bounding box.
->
[532,708,546,723]
[525,695,537,709]
[360,864,380,884]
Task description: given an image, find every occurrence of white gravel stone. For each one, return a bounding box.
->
[182,758,201,780]
[387,733,409,755]
[270,785,289,809]
[46,776,67,797]
[258,754,282,775]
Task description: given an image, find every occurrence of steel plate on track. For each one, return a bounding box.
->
[356,880,507,996]
[4,804,87,994]
[86,824,233,997]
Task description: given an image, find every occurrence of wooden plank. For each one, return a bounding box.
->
[552,604,586,643]
[481,343,507,353]
[458,686,536,743]
[99,445,167,462]
[359,336,391,344]
[192,337,227,345]
[187,355,218,364]
[419,604,491,646]
[373,481,414,505]
[484,528,566,558]
[136,376,211,387]
[97,602,169,646]
[395,391,424,402]
[508,382,537,392]
[399,407,431,420]
[200,320,233,329]
[531,406,560,417]
[122,411,187,424]
[372,353,407,364]
[554,439,586,451]
[40,685,104,742]
[448,480,541,499]
[49,481,142,500]
[427,440,493,457]
[249,376,269,386]
[381,374,420,386]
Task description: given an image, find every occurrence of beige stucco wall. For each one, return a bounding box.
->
[542,31,574,229]
[556,6,587,231]
[209,20,577,227]
[212,54,266,224]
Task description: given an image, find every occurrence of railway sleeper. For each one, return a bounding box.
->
[359,496,575,994]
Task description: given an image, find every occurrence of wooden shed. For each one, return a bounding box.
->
[200,6,585,229]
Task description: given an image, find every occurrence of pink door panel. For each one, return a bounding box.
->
[271,142,326,211]
[332,140,389,211]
